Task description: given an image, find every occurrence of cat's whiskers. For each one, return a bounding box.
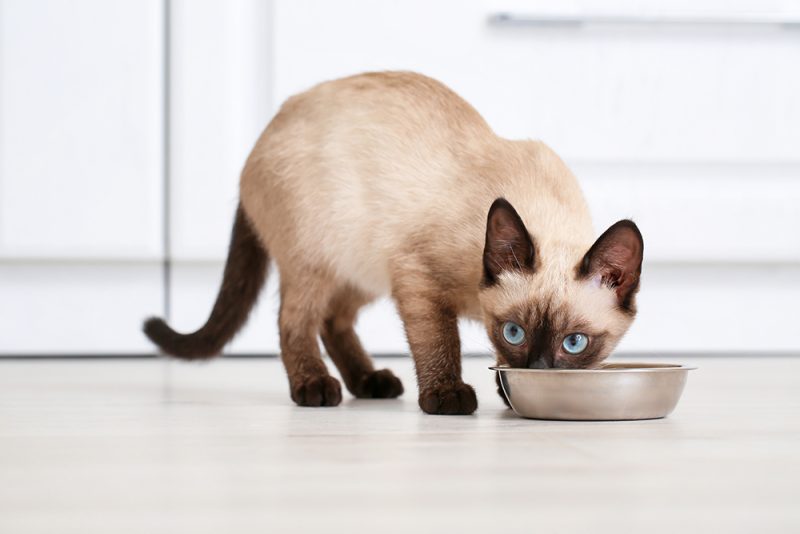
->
[507,244,522,271]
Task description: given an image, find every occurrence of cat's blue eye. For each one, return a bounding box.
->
[502,322,526,346]
[562,333,589,355]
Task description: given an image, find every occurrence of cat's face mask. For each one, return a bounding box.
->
[478,198,643,370]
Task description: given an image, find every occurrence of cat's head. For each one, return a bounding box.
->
[478,198,643,369]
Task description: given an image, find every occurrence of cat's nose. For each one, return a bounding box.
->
[528,358,551,369]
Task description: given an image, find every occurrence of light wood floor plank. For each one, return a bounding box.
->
[1,356,798,533]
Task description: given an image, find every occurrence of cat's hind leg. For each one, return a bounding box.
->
[320,286,404,399]
[278,270,342,407]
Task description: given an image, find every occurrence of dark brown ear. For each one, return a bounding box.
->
[482,198,535,286]
[578,220,644,311]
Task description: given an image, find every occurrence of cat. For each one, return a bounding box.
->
[144,71,643,415]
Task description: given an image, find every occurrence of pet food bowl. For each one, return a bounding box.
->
[491,363,696,421]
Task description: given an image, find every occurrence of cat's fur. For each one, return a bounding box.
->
[144,71,644,415]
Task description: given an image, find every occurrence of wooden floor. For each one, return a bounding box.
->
[1,355,798,534]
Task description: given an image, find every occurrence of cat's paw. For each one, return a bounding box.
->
[419,382,477,415]
[290,375,342,407]
[495,371,511,408]
[354,369,404,399]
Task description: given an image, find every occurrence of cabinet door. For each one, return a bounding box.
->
[0,0,165,354]
[0,0,164,260]
[169,0,272,261]
[274,0,800,162]
[166,0,278,353]
[0,263,164,355]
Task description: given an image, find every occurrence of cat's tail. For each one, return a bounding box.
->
[143,204,269,359]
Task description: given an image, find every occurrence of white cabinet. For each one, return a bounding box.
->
[0,0,164,353]
[274,0,800,161]
[0,0,165,260]
[2,0,798,354]
[169,0,272,261]
[257,0,800,352]
[271,0,800,262]
[0,263,164,354]
[165,0,277,353]
[168,0,800,355]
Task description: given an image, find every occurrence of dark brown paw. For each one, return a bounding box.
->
[496,371,511,408]
[291,375,342,407]
[354,369,404,399]
[419,382,477,415]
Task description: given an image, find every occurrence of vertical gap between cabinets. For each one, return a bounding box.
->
[160,0,173,395]
[162,0,172,322]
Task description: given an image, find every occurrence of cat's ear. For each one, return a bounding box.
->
[482,198,536,285]
[579,220,644,310]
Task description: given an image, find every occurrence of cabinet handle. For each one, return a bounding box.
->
[488,12,800,29]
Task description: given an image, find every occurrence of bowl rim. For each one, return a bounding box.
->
[490,362,697,373]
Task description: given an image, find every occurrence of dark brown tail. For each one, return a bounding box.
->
[143,205,268,359]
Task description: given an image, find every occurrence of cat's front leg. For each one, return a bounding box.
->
[392,272,477,415]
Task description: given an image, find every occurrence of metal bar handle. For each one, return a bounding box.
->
[487,12,800,29]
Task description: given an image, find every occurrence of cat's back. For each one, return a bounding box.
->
[241,72,500,291]
[259,71,495,165]
[240,72,590,297]
[281,71,491,133]
[245,71,498,213]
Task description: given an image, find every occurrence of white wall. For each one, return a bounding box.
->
[2,0,799,354]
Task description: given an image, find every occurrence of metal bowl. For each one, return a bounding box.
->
[491,363,696,421]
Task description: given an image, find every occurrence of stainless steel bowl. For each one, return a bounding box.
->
[491,363,696,421]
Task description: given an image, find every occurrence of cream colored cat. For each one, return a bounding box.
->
[144,71,643,415]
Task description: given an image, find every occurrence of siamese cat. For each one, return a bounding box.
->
[144,71,643,415]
